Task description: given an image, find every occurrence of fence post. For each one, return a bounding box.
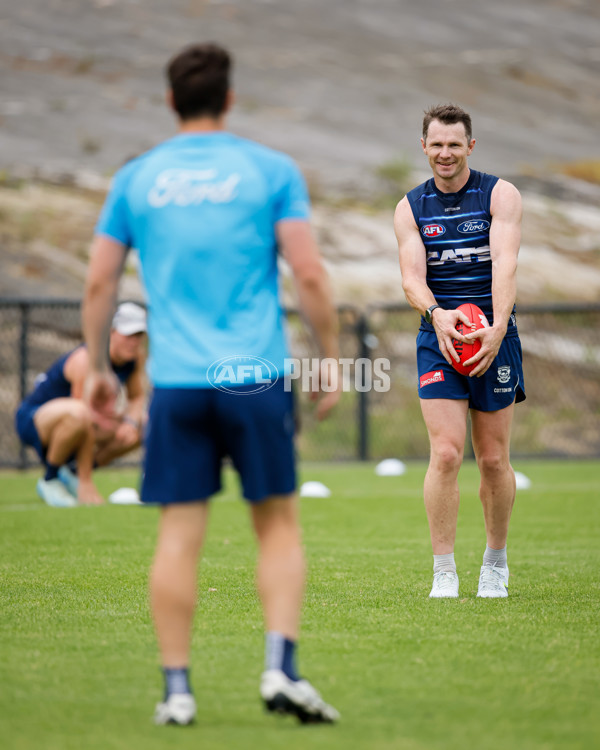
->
[18,302,30,469]
[356,314,369,461]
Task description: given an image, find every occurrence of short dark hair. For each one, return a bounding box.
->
[422,103,472,142]
[167,43,232,120]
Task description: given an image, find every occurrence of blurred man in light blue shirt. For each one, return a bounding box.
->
[84,42,340,726]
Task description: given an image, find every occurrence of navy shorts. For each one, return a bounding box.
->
[15,403,46,462]
[142,380,296,505]
[416,329,526,411]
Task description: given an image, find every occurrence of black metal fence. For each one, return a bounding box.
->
[1,299,599,468]
[365,303,600,461]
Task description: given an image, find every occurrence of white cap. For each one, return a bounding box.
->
[112,302,147,336]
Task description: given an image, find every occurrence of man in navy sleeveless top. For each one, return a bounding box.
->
[15,302,147,507]
[81,43,340,725]
[394,104,525,600]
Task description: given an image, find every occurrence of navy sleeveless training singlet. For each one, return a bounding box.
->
[406,169,517,333]
[21,345,136,410]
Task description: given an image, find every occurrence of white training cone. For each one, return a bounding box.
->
[375,459,406,477]
[299,481,331,498]
[108,487,142,505]
[514,471,531,490]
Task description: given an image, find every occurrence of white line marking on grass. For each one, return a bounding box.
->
[0,504,44,512]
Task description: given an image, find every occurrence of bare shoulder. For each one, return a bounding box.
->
[491,179,522,217]
[394,195,417,237]
[64,346,90,383]
[394,195,412,221]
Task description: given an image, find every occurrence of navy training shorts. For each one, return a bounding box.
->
[15,403,46,462]
[416,329,526,411]
[141,380,296,505]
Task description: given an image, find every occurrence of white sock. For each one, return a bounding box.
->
[483,545,507,568]
[433,552,456,574]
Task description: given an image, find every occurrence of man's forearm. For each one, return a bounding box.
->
[295,274,339,360]
[82,288,117,371]
[491,257,517,330]
[402,277,437,317]
[82,236,127,371]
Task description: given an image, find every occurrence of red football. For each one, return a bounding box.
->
[451,302,489,375]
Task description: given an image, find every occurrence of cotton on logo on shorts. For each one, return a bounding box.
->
[420,370,445,388]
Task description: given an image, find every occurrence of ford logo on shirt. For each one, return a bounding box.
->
[421,224,445,237]
[457,219,490,234]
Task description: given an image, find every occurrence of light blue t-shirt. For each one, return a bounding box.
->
[96,132,310,386]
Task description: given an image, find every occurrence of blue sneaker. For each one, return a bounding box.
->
[58,465,79,497]
[37,478,78,508]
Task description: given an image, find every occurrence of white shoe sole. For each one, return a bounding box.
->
[477,589,508,598]
[261,670,339,724]
[154,694,196,726]
[429,591,459,598]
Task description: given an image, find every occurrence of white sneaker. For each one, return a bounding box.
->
[477,564,509,598]
[58,465,79,497]
[37,478,78,508]
[429,571,459,598]
[260,669,340,724]
[154,693,196,725]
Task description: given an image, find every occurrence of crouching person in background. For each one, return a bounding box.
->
[14,301,147,507]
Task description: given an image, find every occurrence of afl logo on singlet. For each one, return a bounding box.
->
[421,224,445,237]
[457,219,490,234]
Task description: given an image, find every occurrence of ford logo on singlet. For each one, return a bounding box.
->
[421,224,445,237]
[457,219,490,234]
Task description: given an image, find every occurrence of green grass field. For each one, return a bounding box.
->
[1,461,599,750]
